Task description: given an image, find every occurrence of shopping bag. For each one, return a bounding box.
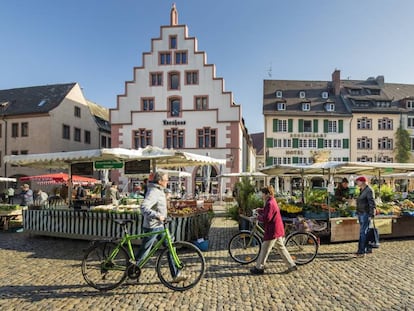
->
[366,219,380,248]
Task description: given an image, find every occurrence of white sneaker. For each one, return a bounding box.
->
[171,273,188,283]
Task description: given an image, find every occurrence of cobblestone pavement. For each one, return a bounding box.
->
[1,205,413,311]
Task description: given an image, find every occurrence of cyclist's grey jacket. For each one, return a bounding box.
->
[140,183,167,229]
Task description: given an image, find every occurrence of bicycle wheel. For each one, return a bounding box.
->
[285,232,318,265]
[156,241,205,291]
[81,242,129,291]
[228,231,261,264]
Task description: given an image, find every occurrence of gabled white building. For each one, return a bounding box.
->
[110,5,254,194]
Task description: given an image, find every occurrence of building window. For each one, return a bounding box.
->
[274,139,291,148]
[186,71,198,85]
[410,137,414,151]
[298,139,317,148]
[407,100,414,109]
[150,72,163,86]
[169,35,177,49]
[302,103,311,111]
[378,118,393,130]
[408,117,414,128]
[197,127,217,148]
[84,130,91,144]
[21,122,28,137]
[169,98,181,117]
[349,89,361,95]
[169,72,180,90]
[357,137,372,149]
[299,91,306,98]
[175,51,187,64]
[166,128,184,148]
[142,98,154,111]
[357,117,372,129]
[11,123,18,137]
[328,120,337,133]
[195,96,208,110]
[160,52,172,65]
[322,91,329,99]
[276,120,288,132]
[324,139,342,148]
[74,106,81,118]
[62,124,70,140]
[276,91,283,98]
[277,103,286,111]
[101,136,107,148]
[326,103,335,111]
[74,127,81,142]
[303,120,312,132]
[134,129,152,148]
[378,137,393,150]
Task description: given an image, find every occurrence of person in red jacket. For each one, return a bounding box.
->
[250,185,297,275]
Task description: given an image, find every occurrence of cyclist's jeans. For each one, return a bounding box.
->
[135,226,179,277]
[357,213,370,254]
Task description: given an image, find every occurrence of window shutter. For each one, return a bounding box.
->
[343,138,349,149]
[292,157,298,164]
[273,119,278,132]
[298,119,304,133]
[288,119,293,132]
[324,119,328,133]
[292,138,299,148]
[343,157,349,161]
[313,119,318,133]
[318,138,324,148]
[266,157,273,166]
[266,138,274,148]
[339,120,343,133]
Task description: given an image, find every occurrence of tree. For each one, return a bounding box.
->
[395,126,411,163]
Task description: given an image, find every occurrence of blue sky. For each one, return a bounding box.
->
[1,0,414,134]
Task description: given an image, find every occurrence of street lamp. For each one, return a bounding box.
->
[0,101,9,178]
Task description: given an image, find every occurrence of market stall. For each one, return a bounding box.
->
[260,161,414,242]
[4,146,225,241]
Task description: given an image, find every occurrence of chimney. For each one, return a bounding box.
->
[332,69,341,95]
[376,75,384,86]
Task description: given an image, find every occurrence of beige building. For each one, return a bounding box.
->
[110,5,255,194]
[0,83,110,185]
[263,69,414,192]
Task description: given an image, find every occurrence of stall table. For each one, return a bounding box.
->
[0,209,22,231]
[329,215,414,242]
[22,209,210,241]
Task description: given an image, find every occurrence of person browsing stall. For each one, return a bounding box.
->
[334,178,350,202]
[354,176,376,257]
[134,171,187,283]
[250,186,297,275]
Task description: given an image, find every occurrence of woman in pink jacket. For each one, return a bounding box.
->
[250,186,297,275]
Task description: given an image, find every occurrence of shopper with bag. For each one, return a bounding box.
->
[354,176,377,257]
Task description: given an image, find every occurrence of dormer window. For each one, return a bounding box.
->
[299,91,306,98]
[326,103,335,112]
[322,91,328,99]
[277,102,286,111]
[302,102,311,111]
[275,90,283,98]
[407,100,414,109]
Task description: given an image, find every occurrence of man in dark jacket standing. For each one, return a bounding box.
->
[355,176,376,257]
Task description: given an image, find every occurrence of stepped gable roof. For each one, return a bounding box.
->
[263,79,350,116]
[0,83,76,116]
[250,132,264,155]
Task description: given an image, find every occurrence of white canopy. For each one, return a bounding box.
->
[218,171,267,178]
[0,177,17,182]
[3,146,226,169]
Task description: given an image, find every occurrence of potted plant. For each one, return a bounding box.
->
[191,211,214,251]
[232,177,259,229]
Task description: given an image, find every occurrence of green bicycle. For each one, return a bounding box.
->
[81,218,206,291]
